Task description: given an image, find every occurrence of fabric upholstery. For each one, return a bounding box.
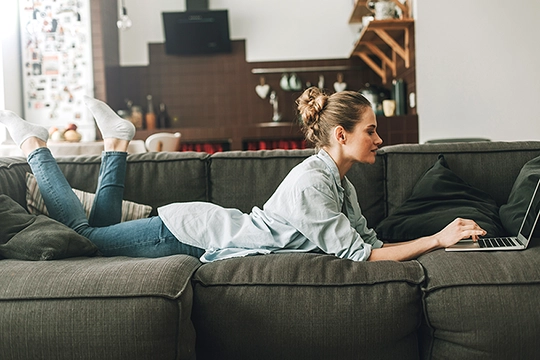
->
[2,142,540,360]
[0,156,31,207]
[0,195,99,260]
[0,255,201,360]
[379,141,540,216]
[418,245,540,359]
[53,152,209,216]
[192,253,425,360]
[499,155,540,236]
[375,154,505,241]
[209,149,386,227]
[209,150,315,213]
[25,172,152,222]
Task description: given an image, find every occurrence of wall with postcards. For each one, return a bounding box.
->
[19,0,95,141]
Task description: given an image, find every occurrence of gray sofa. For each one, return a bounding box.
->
[1,141,540,359]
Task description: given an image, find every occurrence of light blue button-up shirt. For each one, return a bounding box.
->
[158,149,383,262]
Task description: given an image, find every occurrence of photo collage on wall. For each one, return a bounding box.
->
[19,0,95,141]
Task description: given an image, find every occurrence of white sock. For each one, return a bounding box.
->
[0,110,49,147]
[84,96,135,141]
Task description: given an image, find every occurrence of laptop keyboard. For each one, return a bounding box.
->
[477,237,515,248]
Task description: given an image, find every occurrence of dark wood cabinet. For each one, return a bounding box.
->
[134,115,418,151]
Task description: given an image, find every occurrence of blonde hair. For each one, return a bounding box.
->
[296,87,372,149]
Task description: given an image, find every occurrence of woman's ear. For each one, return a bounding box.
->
[333,126,347,144]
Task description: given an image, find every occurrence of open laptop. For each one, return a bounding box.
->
[446,179,540,252]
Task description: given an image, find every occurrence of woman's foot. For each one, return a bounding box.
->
[0,110,49,154]
[84,96,136,150]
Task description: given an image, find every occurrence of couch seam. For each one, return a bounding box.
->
[378,141,540,155]
[417,260,434,360]
[423,280,540,293]
[190,278,425,288]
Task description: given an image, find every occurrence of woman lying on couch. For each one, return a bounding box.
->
[0,89,486,262]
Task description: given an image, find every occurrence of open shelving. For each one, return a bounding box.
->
[349,0,414,84]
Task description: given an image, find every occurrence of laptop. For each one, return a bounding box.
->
[446,179,540,252]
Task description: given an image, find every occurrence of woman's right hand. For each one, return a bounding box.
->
[434,218,486,248]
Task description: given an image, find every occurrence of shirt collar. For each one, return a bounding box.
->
[317,149,343,190]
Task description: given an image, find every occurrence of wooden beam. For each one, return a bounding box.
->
[365,42,396,77]
[355,52,387,84]
[373,28,410,68]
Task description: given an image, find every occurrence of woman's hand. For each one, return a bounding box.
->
[434,218,487,248]
[369,218,487,261]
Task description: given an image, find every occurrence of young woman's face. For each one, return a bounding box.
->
[345,109,383,164]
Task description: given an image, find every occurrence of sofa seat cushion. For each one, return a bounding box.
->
[191,253,425,360]
[0,255,201,360]
[418,245,540,359]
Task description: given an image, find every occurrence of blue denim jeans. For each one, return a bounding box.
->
[27,147,204,258]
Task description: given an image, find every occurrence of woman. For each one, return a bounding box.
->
[0,89,486,262]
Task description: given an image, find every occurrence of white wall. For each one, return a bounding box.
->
[0,0,23,143]
[415,0,540,142]
[3,0,540,143]
[119,0,360,65]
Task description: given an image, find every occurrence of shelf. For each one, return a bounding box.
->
[350,19,414,84]
[349,0,412,23]
[349,1,414,84]
[251,66,361,75]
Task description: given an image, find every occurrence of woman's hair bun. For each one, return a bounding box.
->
[296,87,328,127]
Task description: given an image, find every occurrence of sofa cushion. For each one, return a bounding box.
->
[208,150,315,213]
[379,141,540,215]
[0,157,31,207]
[25,173,152,222]
[375,155,505,241]
[208,149,385,228]
[52,152,209,216]
[418,246,540,359]
[499,155,540,236]
[0,195,99,260]
[192,253,424,360]
[0,255,201,359]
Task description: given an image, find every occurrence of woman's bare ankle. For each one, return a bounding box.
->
[21,137,47,157]
[103,138,130,152]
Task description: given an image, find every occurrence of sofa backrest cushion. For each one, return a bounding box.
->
[208,150,315,213]
[379,141,540,217]
[0,157,31,207]
[499,154,540,236]
[208,149,386,228]
[56,152,209,216]
[375,154,505,241]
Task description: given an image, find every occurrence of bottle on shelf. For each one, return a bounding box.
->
[393,79,406,116]
[157,102,171,128]
[145,94,156,130]
[130,105,144,129]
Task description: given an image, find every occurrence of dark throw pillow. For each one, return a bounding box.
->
[0,195,100,260]
[499,155,540,237]
[375,155,505,242]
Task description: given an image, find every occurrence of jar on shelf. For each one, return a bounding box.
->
[130,105,144,129]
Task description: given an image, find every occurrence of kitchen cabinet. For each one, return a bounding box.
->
[135,115,418,152]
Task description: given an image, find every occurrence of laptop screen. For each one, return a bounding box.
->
[518,180,540,244]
